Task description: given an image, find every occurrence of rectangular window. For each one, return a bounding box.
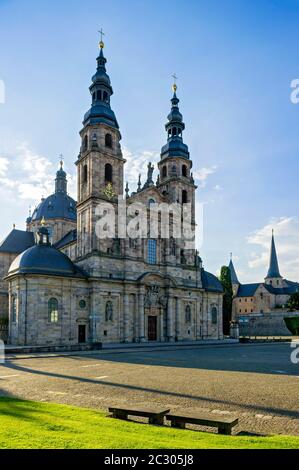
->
[148,239,157,265]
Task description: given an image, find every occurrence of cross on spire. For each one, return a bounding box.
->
[172,73,178,93]
[98,28,105,48]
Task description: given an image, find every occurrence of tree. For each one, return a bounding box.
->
[287,292,299,311]
[220,266,233,335]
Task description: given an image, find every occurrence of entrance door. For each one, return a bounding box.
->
[78,325,86,344]
[148,316,157,341]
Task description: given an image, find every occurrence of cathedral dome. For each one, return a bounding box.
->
[8,227,84,279]
[31,193,76,222]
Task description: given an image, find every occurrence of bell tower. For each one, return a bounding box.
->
[157,79,197,259]
[76,37,125,258]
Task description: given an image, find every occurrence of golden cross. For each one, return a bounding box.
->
[98,28,105,42]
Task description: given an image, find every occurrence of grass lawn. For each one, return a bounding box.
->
[0,398,298,449]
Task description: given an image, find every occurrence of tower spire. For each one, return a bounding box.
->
[82,36,119,130]
[160,78,189,160]
[228,256,239,285]
[266,230,282,279]
[55,157,67,194]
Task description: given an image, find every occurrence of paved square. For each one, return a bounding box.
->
[0,343,298,435]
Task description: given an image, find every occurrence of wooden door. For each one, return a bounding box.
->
[148,316,157,341]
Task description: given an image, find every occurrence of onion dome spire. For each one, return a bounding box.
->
[161,76,189,160]
[83,32,119,130]
[55,156,67,194]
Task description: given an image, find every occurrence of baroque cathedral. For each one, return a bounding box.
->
[0,40,223,346]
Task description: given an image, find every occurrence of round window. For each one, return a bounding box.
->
[79,300,86,309]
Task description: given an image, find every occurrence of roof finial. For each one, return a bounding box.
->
[230,252,233,261]
[98,27,105,49]
[41,217,46,227]
[59,154,64,169]
[13,223,16,229]
[172,73,178,93]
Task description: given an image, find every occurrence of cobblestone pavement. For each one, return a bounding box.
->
[0,343,298,436]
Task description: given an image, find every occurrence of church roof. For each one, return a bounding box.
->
[0,229,35,254]
[7,244,85,279]
[31,193,76,222]
[228,259,239,284]
[55,229,77,249]
[236,280,299,297]
[266,232,282,279]
[236,283,261,297]
[201,269,224,293]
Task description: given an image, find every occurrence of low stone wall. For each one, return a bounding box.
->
[237,311,299,337]
[6,342,102,354]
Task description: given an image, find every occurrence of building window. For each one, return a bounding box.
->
[105,133,113,149]
[83,135,88,151]
[12,296,17,323]
[148,198,156,207]
[79,300,86,309]
[211,306,218,324]
[162,166,167,178]
[105,301,113,322]
[182,165,187,177]
[97,90,102,101]
[105,163,113,183]
[148,239,157,265]
[185,305,191,323]
[83,165,88,183]
[182,190,188,204]
[48,298,59,323]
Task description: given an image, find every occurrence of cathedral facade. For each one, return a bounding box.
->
[1,41,224,346]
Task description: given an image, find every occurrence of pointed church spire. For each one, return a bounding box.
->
[161,78,189,160]
[266,230,282,279]
[228,255,239,284]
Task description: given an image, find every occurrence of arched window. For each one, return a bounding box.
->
[96,90,102,101]
[105,163,113,183]
[105,133,113,149]
[83,135,88,151]
[185,305,191,323]
[148,198,156,207]
[162,166,167,178]
[12,296,17,323]
[170,237,176,256]
[148,239,157,265]
[48,298,59,323]
[83,165,88,183]
[211,306,218,325]
[105,301,113,322]
[182,165,187,177]
[182,190,188,204]
[172,127,177,136]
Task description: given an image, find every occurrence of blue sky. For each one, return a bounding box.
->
[0,0,299,282]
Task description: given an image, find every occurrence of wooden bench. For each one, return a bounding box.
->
[166,412,238,435]
[108,406,170,426]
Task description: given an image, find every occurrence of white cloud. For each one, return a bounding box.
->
[214,184,222,191]
[193,165,218,188]
[247,217,299,281]
[0,142,77,203]
[123,147,160,191]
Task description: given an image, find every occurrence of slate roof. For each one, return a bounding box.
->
[201,269,224,293]
[266,233,282,278]
[236,280,299,297]
[7,244,86,279]
[31,193,76,222]
[228,259,239,284]
[0,230,35,254]
[54,230,77,249]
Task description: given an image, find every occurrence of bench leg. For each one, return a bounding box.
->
[218,425,231,435]
[113,411,128,420]
[149,416,164,426]
[171,420,185,429]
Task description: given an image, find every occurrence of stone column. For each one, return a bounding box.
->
[167,290,175,342]
[123,292,130,343]
[138,288,145,342]
[175,297,181,341]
